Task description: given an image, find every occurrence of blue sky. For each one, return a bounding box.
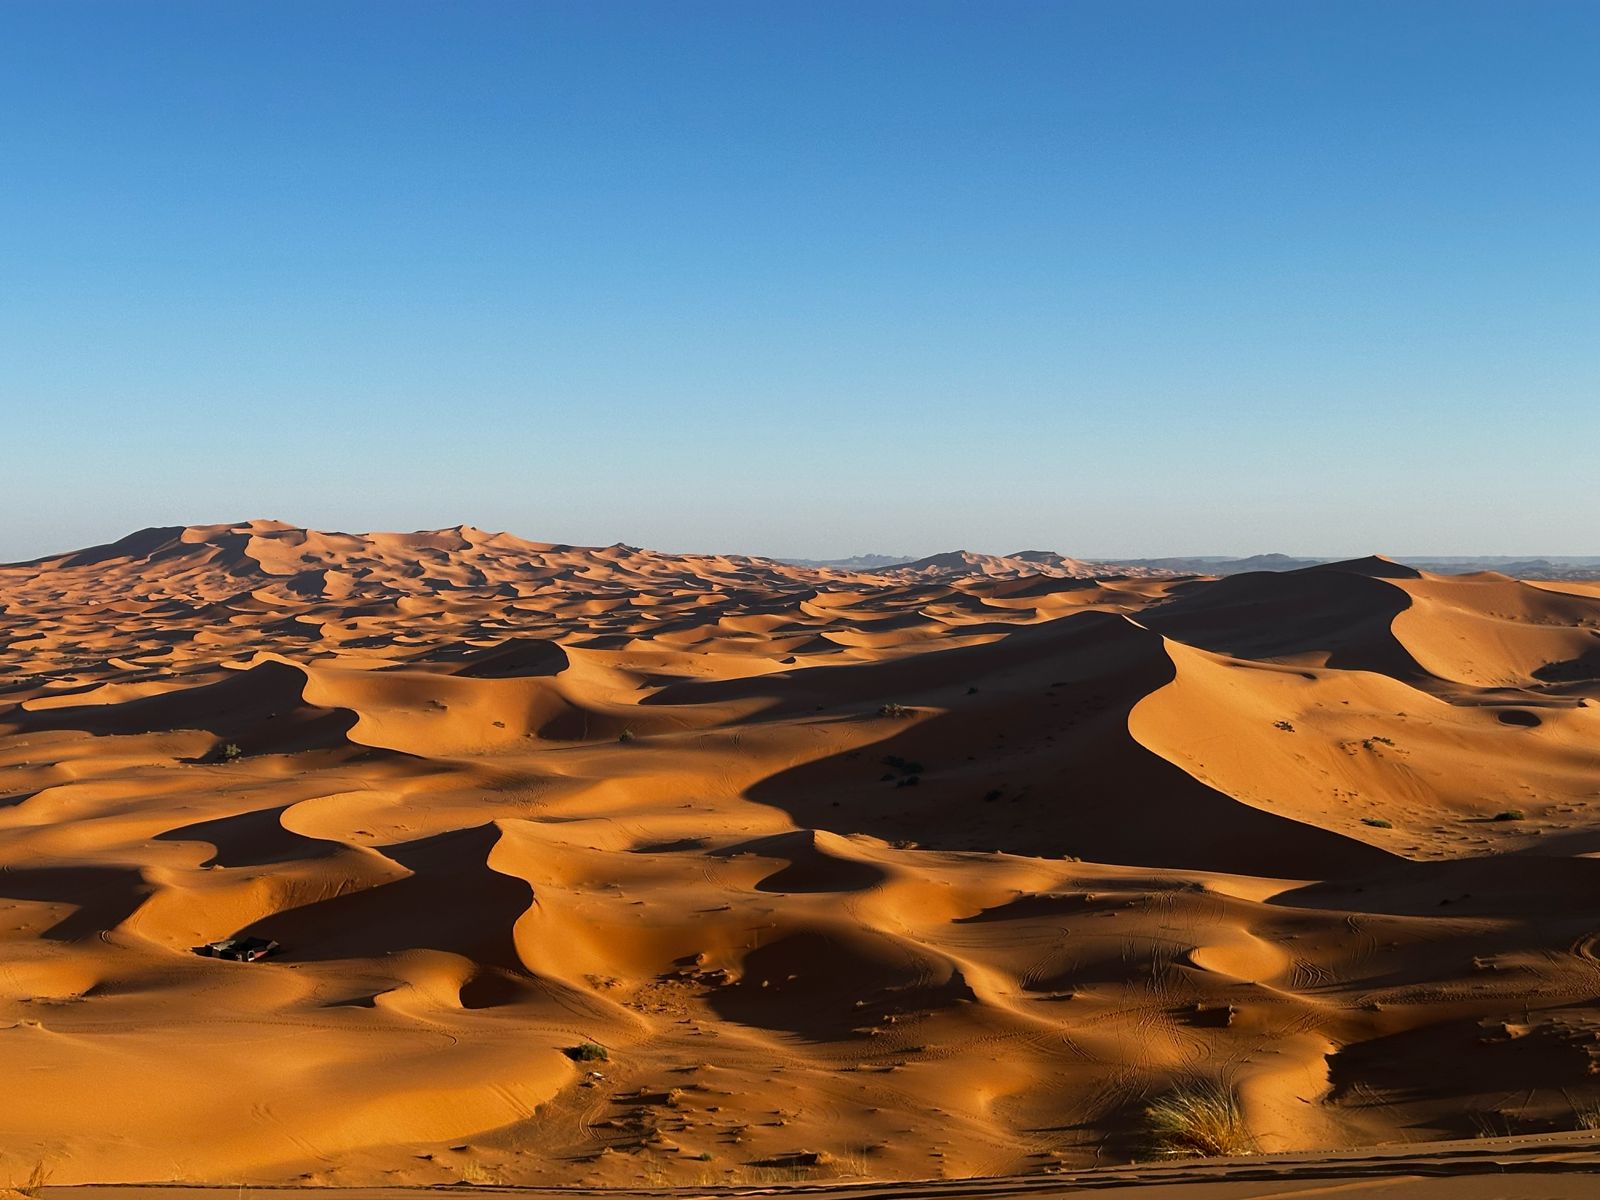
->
[3,1,1595,562]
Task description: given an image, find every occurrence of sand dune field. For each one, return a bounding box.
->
[4,521,1600,1188]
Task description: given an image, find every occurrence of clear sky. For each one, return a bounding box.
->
[3,1,1596,563]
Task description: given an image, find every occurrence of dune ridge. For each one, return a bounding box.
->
[3,523,1600,1185]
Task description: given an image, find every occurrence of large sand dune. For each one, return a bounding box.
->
[3,522,1600,1186]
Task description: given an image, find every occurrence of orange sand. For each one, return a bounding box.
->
[3,522,1600,1186]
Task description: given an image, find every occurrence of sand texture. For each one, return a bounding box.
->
[3,522,1600,1186]
[30,1131,1600,1197]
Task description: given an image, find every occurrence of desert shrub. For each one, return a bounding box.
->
[1273,720,1295,732]
[617,729,635,743]
[457,1160,504,1186]
[877,702,913,718]
[16,1161,51,1199]
[1468,1109,1518,1138]
[1141,1081,1257,1159]
[1361,817,1393,828]
[1493,809,1525,822]
[219,743,243,762]
[564,1041,609,1062]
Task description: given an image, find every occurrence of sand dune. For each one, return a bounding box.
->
[4,524,1600,1186]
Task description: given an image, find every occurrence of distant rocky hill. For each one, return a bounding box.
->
[784,549,1173,579]
[874,549,1165,580]
[788,549,1600,581]
[782,553,913,572]
[1121,553,1600,580]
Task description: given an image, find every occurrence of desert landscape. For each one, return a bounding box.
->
[9,0,1594,1193]
[4,520,1600,1191]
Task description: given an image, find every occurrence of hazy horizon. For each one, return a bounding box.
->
[3,513,1598,569]
[5,1,1597,562]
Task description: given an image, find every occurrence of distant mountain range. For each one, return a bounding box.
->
[1119,554,1600,579]
[783,554,914,572]
[785,551,1600,581]
[784,549,1165,579]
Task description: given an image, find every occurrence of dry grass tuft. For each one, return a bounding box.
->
[1141,1081,1258,1159]
[456,1158,504,1186]
[14,1161,52,1198]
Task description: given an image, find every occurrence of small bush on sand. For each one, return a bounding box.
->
[457,1159,504,1186]
[16,1161,51,1198]
[1361,817,1393,828]
[1493,809,1525,822]
[617,729,635,743]
[877,702,913,718]
[1571,1098,1600,1130]
[564,1041,609,1062]
[1141,1081,1257,1159]
[219,742,243,762]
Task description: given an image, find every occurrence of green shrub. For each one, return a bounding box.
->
[564,1041,609,1062]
